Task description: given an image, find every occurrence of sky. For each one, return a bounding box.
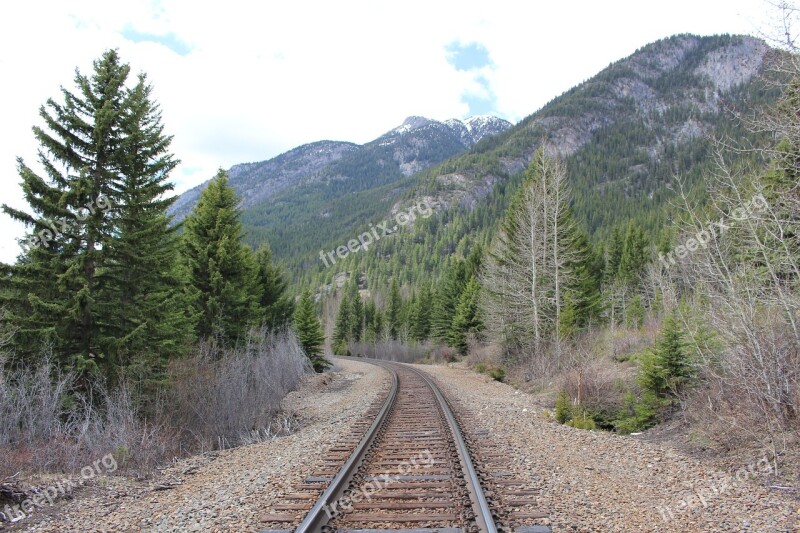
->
[0,0,777,263]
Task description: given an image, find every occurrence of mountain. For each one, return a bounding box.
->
[170,116,512,222]
[279,34,778,292]
[169,140,359,222]
[171,34,778,295]
[410,34,773,231]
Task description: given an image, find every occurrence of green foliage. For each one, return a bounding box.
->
[333,296,352,352]
[293,289,329,371]
[182,171,259,344]
[409,284,433,342]
[618,223,650,287]
[488,366,505,382]
[639,314,693,398]
[387,279,402,340]
[430,261,467,342]
[626,295,645,329]
[565,411,596,430]
[555,390,573,424]
[254,244,294,331]
[448,278,483,354]
[0,50,193,385]
[613,391,661,434]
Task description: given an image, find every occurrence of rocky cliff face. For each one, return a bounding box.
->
[421,34,771,211]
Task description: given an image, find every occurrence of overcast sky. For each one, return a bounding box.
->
[0,0,776,263]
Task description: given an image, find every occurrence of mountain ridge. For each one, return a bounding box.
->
[169,115,513,222]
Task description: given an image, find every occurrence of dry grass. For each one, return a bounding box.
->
[167,327,311,451]
[0,327,311,479]
[0,358,177,479]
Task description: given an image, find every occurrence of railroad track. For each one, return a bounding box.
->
[262,359,551,533]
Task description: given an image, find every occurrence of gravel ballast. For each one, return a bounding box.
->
[418,363,799,532]
[10,359,388,533]
[7,358,798,532]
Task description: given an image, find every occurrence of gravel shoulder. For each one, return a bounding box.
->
[416,363,799,532]
[9,358,388,533]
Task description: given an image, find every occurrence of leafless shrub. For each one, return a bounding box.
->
[607,322,658,361]
[561,358,635,423]
[0,326,311,478]
[0,357,176,478]
[668,150,800,457]
[168,327,311,451]
[466,340,503,368]
[504,338,570,392]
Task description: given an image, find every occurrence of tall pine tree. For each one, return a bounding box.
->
[1,50,192,379]
[182,170,259,344]
[254,244,294,331]
[294,289,329,372]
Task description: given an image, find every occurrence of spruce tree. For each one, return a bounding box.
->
[332,294,351,355]
[605,226,625,281]
[619,222,650,286]
[639,313,692,398]
[387,278,402,340]
[1,50,191,378]
[100,75,195,379]
[365,304,384,342]
[410,284,432,341]
[254,244,294,331]
[293,289,329,372]
[182,170,259,344]
[449,278,483,354]
[349,284,364,342]
[431,261,467,342]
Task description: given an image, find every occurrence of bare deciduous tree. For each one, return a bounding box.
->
[482,148,579,373]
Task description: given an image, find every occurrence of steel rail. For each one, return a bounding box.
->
[404,363,498,533]
[295,358,497,532]
[294,358,398,533]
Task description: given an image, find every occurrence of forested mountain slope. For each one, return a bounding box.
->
[171,34,777,295]
[304,34,779,293]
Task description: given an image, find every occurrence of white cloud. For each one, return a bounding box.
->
[0,0,771,263]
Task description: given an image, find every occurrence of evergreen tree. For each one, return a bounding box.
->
[639,313,692,398]
[410,284,432,341]
[449,278,483,354]
[561,229,603,333]
[332,294,351,355]
[619,222,650,286]
[349,285,364,342]
[430,261,467,342]
[254,244,294,331]
[1,50,191,378]
[293,289,329,372]
[182,170,259,344]
[387,278,402,340]
[605,226,625,281]
[365,304,384,342]
[101,75,195,380]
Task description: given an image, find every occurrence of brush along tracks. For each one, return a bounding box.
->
[261,360,550,533]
